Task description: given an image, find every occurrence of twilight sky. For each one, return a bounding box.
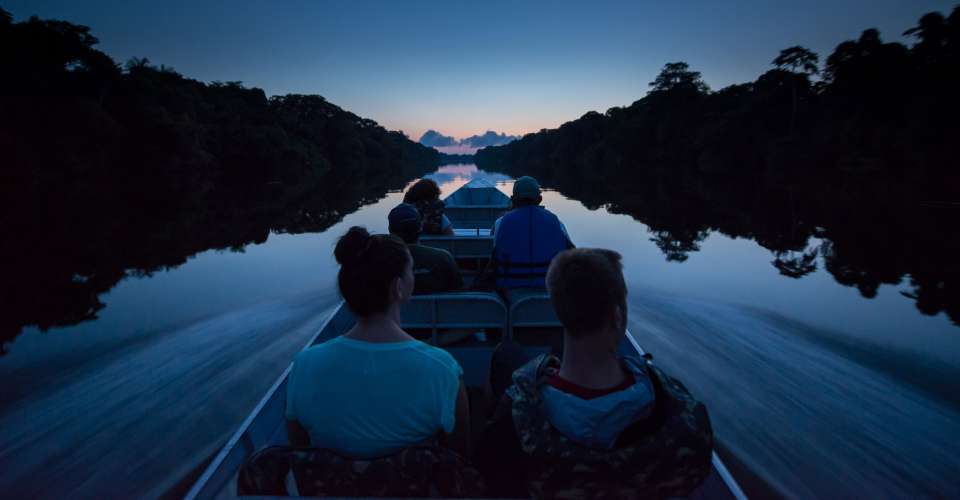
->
[7,0,955,139]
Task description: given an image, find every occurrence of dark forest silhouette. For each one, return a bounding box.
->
[0,8,442,351]
[437,153,476,164]
[2,7,959,351]
[477,7,960,325]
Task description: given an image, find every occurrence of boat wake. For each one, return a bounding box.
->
[628,288,960,499]
[2,285,957,499]
[0,289,341,499]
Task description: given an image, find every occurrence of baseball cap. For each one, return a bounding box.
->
[388,203,422,234]
[512,176,541,200]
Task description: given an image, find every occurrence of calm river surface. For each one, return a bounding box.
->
[1,164,958,498]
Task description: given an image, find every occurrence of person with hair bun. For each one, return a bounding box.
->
[284,226,470,458]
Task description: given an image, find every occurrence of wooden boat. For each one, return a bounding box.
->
[184,186,747,499]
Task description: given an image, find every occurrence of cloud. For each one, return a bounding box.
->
[418,129,457,148]
[420,129,519,152]
[460,130,519,148]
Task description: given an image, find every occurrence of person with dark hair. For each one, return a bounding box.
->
[489,176,573,290]
[388,203,463,294]
[403,178,455,235]
[476,248,714,497]
[284,226,470,458]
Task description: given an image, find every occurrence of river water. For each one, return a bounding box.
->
[1,164,958,498]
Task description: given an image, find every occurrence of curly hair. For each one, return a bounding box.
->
[403,178,441,204]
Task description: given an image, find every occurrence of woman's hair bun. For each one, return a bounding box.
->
[334,226,371,266]
[333,227,410,317]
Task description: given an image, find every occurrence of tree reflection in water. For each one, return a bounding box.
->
[477,6,960,327]
[0,165,435,354]
[477,166,960,327]
[0,8,441,353]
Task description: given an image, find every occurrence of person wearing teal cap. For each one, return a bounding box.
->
[510,175,542,203]
[388,203,463,295]
[487,176,574,290]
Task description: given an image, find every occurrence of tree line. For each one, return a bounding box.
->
[0,8,441,351]
[476,7,960,325]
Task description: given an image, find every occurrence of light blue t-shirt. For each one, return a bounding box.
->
[285,336,463,458]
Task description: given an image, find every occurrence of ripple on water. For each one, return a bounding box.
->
[0,290,340,499]
[629,288,960,499]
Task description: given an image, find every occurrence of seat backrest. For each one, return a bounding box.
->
[419,235,494,259]
[401,292,508,343]
[507,290,562,339]
[443,207,508,230]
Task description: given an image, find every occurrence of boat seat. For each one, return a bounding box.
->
[444,207,507,230]
[505,289,563,355]
[401,293,508,387]
[400,292,507,343]
[418,234,494,259]
[506,289,559,331]
[452,227,493,237]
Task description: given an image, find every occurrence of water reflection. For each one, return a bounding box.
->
[0,161,434,354]
[6,159,957,362]
[1,164,957,499]
[479,160,960,328]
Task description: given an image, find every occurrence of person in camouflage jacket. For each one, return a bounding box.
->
[476,249,714,498]
[510,353,712,499]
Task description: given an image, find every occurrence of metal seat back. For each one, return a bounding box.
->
[418,235,494,259]
[507,289,562,339]
[400,292,508,344]
[443,207,507,230]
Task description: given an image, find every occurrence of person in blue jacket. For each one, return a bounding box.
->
[490,176,574,289]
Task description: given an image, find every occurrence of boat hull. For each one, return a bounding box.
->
[185,297,746,499]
